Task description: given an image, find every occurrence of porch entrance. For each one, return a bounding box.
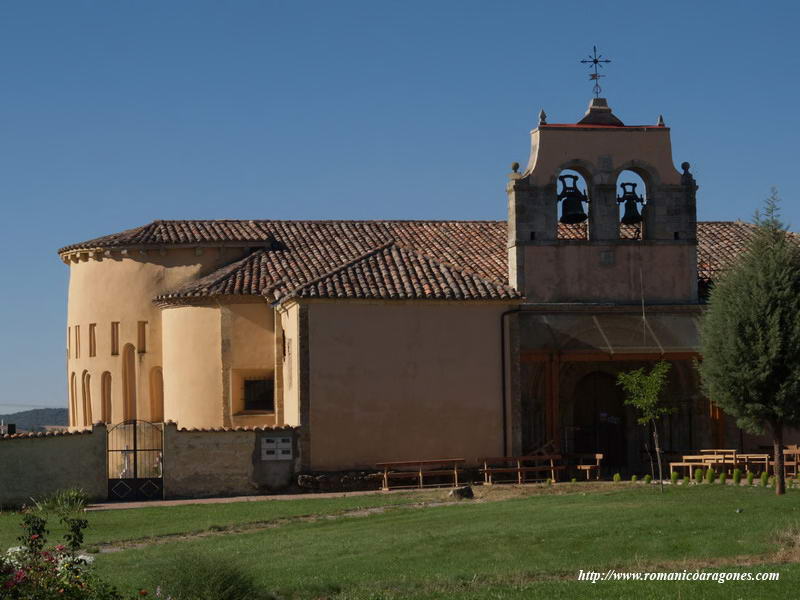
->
[107,420,164,501]
[572,372,627,469]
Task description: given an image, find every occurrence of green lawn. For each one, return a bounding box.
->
[5,485,800,598]
[0,492,425,550]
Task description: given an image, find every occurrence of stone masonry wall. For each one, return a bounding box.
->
[162,423,298,499]
[0,425,107,508]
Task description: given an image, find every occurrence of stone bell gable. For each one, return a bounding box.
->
[507,98,699,305]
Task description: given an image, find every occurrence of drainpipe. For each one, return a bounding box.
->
[500,307,521,456]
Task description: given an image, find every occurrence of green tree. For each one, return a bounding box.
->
[617,361,673,492]
[699,190,800,495]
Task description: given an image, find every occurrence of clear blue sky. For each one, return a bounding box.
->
[1,1,798,411]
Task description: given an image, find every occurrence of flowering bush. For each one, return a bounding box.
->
[0,509,128,599]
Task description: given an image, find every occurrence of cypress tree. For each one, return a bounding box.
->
[699,190,800,495]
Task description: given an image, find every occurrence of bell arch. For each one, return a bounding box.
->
[69,372,78,427]
[615,169,647,238]
[555,168,590,234]
[81,370,92,427]
[149,367,164,422]
[122,344,137,421]
[101,371,112,424]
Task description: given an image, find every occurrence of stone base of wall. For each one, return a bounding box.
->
[163,424,299,499]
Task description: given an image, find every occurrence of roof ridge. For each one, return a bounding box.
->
[276,240,397,303]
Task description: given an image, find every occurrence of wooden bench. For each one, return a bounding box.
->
[570,453,604,480]
[480,455,565,484]
[376,458,465,491]
[669,455,716,478]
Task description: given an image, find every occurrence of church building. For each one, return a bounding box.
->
[59,98,766,474]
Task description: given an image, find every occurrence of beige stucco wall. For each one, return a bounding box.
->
[527,127,682,186]
[0,427,107,507]
[227,302,276,428]
[161,301,277,430]
[64,247,248,427]
[162,305,223,428]
[280,302,301,427]
[305,301,512,470]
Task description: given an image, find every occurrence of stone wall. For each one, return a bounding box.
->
[162,423,298,499]
[0,425,107,508]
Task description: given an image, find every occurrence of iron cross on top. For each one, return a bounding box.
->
[580,46,611,98]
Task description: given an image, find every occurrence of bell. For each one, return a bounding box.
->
[617,182,644,225]
[558,175,588,224]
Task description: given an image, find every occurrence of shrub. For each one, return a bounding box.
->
[670,471,679,485]
[148,552,275,600]
[747,471,755,486]
[631,475,638,483]
[695,468,704,484]
[733,468,742,485]
[613,473,622,483]
[761,472,769,487]
[769,475,776,488]
[1,509,125,599]
[683,476,690,486]
[570,478,577,483]
[644,474,653,484]
[719,472,727,485]
[705,468,716,484]
[31,487,89,515]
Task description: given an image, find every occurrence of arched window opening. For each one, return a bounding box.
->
[82,371,92,427]
[556,170,589,239]
[69,372,78,427]
[150,367,164,422]
[122,344,137,421]
[616,170,647,239]
[101,371,112,424]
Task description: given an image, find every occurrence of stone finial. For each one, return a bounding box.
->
[657,114,665,127]
[681,161,698,196]
[538,109,547,126]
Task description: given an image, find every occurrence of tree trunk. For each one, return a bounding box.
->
[644,434,655,480]
[773,422,785,496]
[653,423,664,493]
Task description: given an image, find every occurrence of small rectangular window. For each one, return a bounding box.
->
[111,322,120,356]
[74,325,80,359]
[89,323,97,357]
[243,379,275,412]
[137,321,147,353]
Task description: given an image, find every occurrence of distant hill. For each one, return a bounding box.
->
[0,408,68,432]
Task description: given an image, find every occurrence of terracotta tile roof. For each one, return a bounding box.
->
[58,220,276,253]
[696,221,760,283]
[284,241,519,301]
[153,220,512,303]
[0,429,95,441]
[175,425,296,433]
[66,219,777,304]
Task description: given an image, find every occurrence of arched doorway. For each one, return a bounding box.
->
[81,371,92,427]
[572,372,627,469]
[122,344,137,421]
[69,372,78,427]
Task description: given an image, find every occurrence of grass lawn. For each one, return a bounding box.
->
[6,484,800,598]
[0,491,426,550]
